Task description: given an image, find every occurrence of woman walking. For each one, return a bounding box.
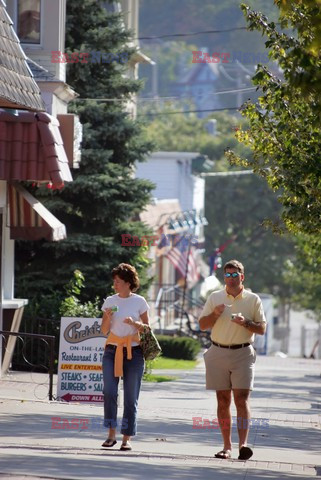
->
[100,263,149,451]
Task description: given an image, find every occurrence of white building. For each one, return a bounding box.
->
[136,151,208,329]
[135,151,205,213]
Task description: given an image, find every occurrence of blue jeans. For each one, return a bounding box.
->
[102,346,144,436]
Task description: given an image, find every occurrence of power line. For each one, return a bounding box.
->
[137,22,281,41]
[137,107,240,117]
[137,26,249,41]
[138,87,257,102]
[73,86,257,103]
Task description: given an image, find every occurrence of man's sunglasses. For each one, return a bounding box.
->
[224,272,241,278]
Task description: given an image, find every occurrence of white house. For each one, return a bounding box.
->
[135,152,208,329]
[135,151,205,213]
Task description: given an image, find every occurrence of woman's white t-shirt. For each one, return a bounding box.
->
[101,293,149,346]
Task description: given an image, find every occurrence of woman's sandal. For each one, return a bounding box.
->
[238,446,253,460]
[101,438,117,448]
[214,449,232,459]
[120,441,132,451]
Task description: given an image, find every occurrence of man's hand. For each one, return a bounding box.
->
[230,313,245,326]
[199,303,225,331]
[214,304,225,317]
[231,314,266,335]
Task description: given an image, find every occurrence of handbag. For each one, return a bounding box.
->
[139,324,162,361]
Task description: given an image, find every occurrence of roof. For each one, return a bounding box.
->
[149,151,201,161]
[27,57,78,104]
[140,199,182,232]
[27,58,57,82]
[176,62,220,85]
[0,110,72,188]
[0,3,45,111]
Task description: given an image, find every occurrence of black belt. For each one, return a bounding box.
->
[106,344,141,351]
[212,341,251,350]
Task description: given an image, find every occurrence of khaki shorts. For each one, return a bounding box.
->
[203,344,256,391]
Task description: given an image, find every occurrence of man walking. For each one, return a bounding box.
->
[199,259,266,460]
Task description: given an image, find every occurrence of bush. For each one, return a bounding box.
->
[156,335,201,360]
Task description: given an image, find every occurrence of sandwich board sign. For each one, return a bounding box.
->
[57,317,106,403]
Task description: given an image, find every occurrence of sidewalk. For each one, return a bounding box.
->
[0,354,320,480]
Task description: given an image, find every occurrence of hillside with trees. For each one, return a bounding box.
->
[138,0,279,98]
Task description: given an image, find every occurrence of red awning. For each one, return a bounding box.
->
[0,110,73,188]
[8,182,66,241]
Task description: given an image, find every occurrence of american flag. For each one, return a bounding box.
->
[165,236,200,287]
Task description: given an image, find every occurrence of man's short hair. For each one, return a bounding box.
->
[223,259,244,274]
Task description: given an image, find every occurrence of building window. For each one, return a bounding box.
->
[17,0,41,44]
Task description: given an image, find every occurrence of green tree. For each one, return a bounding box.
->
[144,108,295,297]
[205,174,295,297]
[226,2,321,236]
[284,235,321,320]
[15,0,155,305]
[225,1,321,317]
[144,109,251,171]
[279,1,321,55]
[139,41,198,97]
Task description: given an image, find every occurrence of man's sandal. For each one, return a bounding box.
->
[101,438,117,448]
[214,449,231,459]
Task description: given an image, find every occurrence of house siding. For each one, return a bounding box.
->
[135,152,205,212]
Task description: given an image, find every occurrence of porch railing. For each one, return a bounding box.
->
[0,330,55,400]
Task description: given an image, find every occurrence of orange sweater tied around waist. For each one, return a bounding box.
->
[105,331,140,377]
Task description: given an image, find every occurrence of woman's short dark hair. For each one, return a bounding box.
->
[111,263,140,291]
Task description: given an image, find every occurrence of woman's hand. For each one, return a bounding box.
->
[101,308,113,335]
[124,317,144,331]
[123,316,134,326]
[103,308,113,320]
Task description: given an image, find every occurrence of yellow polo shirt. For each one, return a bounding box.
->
[200,287,266,345]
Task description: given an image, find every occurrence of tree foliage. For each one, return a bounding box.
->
[139,41,198,97]
[138,1,279,99]
[284,235,321,319]
[279,0,321,54]
[15,0,155,304]
[226,1,321,236]
[205,174,295,297]
[60,270,101,318]
[144,109,295,297]
[224,1,321,318]
[139,0,278,47]
[144,109,251,170]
